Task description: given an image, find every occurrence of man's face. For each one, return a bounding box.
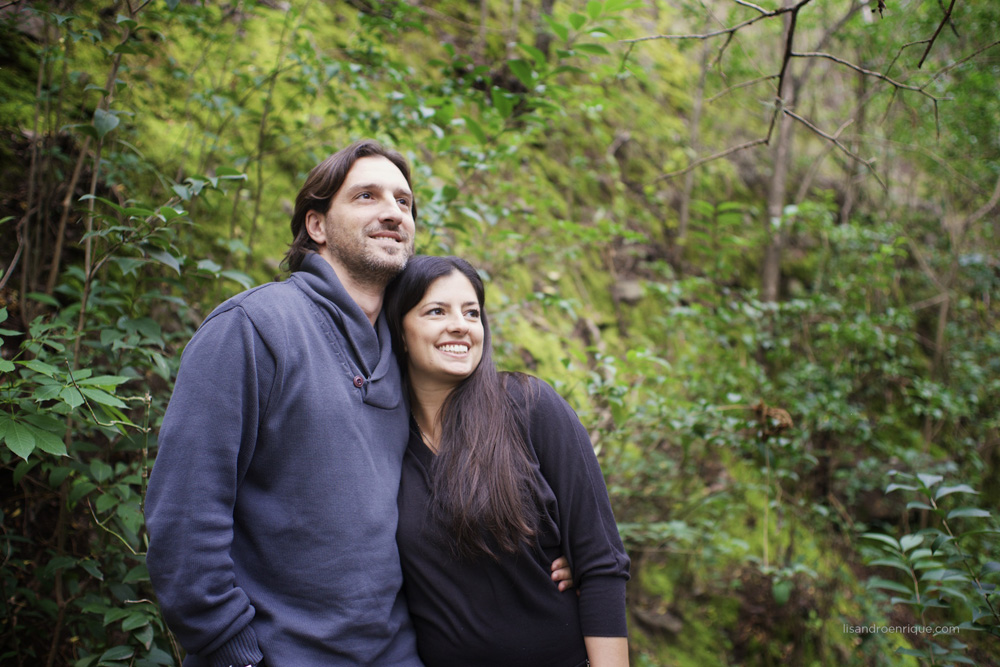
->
[307,156,415,285]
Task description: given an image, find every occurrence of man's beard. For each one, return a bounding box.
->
[326,222,413,287]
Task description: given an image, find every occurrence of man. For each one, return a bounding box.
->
[145,140,422,666]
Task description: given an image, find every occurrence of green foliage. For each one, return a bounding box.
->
[2,0,999,664]
[861,472,1000,665]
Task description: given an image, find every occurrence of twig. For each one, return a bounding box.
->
[657,138,770,180]
[782,109,885,190]
[731,0,768,14]
[886,38,931,78]
[791,51,940,101]
[88,501,140,555]
[0,218,26,292]
[917,0,957,68]
[925,39,1000,88]
[622,0,813,44]
[773,4,800,108]
[706,73,778,103]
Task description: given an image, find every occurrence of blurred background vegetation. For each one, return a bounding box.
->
[1,1,998,665]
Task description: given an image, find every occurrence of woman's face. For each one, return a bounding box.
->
[402,271,484,389]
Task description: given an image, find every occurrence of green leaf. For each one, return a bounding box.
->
[917,473,943,489]
[121,612,149,632]
[96,493,118,513]
[900,534,923,552]
[462,115,487,145]
[80,387,127,409]
[568,12,587,30]
[886,482,918,494]
[491,88,514,119]
[947,507,991,520]
[0,358,14,372]
[93,108,120,140]
[906,501,935,511]
[508,59,534,88]
[861,532,900,551]
[12,458,39,486]
[27,425,67,456]
[868,557,910,574]
[145,247,181,274]
[143,647,173,665]
[772,578,793,606]
[135,623,155,650]
[543,15,569,42]
[60,387,86,409]
[935,484,978,500]
[574,43,611,56]
[68,481,97,504]
[99,646,134,662]
[77,375,132,387]
[586,0,602,20]
[123,564,149,583]
[21,359,60,377]
[867,577,914,596]
[80,559,104,580]
[220,270,254,289]
[3,420,36,460]
[90,459,114,484]
[517,43,547,67]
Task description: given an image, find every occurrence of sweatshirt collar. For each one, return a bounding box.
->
[294,253,401,409]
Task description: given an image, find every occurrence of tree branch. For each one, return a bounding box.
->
[656,137,770,181]
[623,0,814,44]
[918,0,958,68]
[783,109,885,190]
[791,51,941,101]
[731,0,768,14]
[707,73,778,103]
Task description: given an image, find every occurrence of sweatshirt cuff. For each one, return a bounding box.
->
[579,575,629,637]
[209,624,264,667]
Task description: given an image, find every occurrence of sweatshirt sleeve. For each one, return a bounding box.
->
[525,378,630,637]
[145,306,273,667]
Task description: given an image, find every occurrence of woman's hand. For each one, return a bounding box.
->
[550,556,574,592]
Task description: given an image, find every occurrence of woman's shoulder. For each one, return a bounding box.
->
[499,372,569,417]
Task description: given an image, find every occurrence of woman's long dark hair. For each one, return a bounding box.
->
[385,255,539,559]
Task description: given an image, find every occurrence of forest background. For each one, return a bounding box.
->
[1,0,999,665]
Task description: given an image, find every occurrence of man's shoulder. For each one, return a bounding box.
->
[203,277,304,325]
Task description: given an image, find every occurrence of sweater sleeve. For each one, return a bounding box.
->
[145,306,273,667]
[524,378,630,637]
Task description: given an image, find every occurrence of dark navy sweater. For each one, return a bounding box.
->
[145,254,422,667]
[396,376,630,667]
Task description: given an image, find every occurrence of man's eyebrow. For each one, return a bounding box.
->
[345,182,413,197]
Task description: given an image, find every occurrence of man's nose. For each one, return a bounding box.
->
[378,195,404,225]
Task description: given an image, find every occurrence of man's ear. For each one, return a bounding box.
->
[304,209,327,246]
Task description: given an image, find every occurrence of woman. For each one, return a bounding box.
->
[384,255,630,667]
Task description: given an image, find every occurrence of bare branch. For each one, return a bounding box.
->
[623,0,814,44]
[656,137,770,181]
[963,173,1000,230]
[774,5,800,106]
[885,39,931,78]
[791,51,941,101]
[925,39,1000,88]
[731,0,768,14]
[918,0,958,68]
[783,108,886,191]
[0,217,26,292]
[707,74,778,103]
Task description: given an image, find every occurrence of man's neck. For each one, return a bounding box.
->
[317,254,385,325]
